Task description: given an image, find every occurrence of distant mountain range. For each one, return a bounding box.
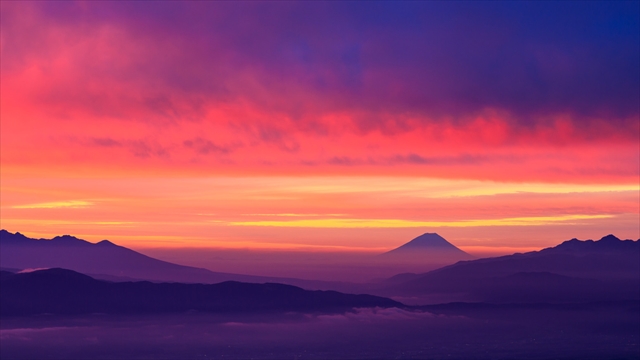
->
[3,229,638,306]
[0,230,348,290]
[377,235,640,304]
[0,230,472,288]
[0,268,400,317]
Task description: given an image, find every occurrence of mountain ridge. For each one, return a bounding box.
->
[0,268,401,317]
[379,232,474,265]
[384,233,470,252]
[0,230,356,291]
[377,235,640,304]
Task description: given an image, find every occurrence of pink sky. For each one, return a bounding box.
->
[1,2,638,256]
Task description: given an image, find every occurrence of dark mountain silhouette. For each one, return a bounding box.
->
[385,233,470,253]
[378,233,474,265]
[379,235,640,304]
[0,268,401,317]
[0,230,353,291]
[0,270,16,281]
[542,234,639,255]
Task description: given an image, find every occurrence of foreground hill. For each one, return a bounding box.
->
[0,268,401,317]
[0,230,351,290]
[379,235,640,304]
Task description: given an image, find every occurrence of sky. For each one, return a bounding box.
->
[1,1,639,257]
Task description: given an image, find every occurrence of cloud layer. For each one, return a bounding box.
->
[1,1,638,181]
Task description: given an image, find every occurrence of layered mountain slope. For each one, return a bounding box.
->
[0,230,349,290]
[380,235,640,304]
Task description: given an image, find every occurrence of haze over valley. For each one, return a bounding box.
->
[2,229,639,359]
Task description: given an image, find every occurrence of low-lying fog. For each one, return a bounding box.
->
[141,248,453,282]
[2,305,637,359]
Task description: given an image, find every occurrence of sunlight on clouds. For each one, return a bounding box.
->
[12,200,93,209]
[231,214,614,228]
[427,182,640,198]
[4,219,136,226]
[1,175,636,249]
[241,213,348,217]
[205,176,638,198]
